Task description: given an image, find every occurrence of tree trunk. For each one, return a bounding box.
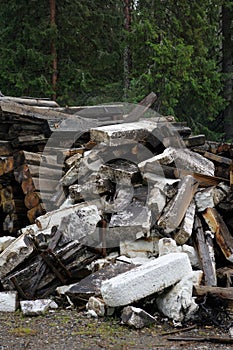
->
[123,0,132,99]
[50,0,57,101]
[222,5,233,141]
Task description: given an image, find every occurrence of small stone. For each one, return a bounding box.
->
[86,309,98,318]
[121,306,156,329]
[86,296,105,317]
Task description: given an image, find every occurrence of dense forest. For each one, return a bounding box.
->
[0,1,232,140]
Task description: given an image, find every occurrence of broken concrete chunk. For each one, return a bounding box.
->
[139,147,215,176]
[20,299,58,316]
[99,160,141,185]
[0,236,16,253]
[174,200,196,245]
[156,272,199,322]
[101,253,192,307]
[121,306,156,329]
[58,205,101,245]
[179,244,200,269]
[0,291,18,312]
[35,202,97,230]
[86,296,106,317]
[103,185,134,213]
[109,202,152,242]
[213,182,230,205]
[158,238,200,268]
[0,234,34,279]
[195,184,229,213]
[195,188,215,212]
[90,120,159,146]
[120,237,159,258]
[146,185,166,221]
[158,175,198,234]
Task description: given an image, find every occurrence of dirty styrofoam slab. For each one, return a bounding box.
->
[101,252,192,307]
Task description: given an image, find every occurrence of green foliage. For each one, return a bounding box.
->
[0,1,53,97]
[0,0,231,139]
[127,0,226,137]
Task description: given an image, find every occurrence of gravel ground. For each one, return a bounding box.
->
[0,308,233,350]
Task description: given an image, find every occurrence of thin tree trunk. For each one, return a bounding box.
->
[50,0,57,101]
[123,0,132,100]
[222,5,233,140]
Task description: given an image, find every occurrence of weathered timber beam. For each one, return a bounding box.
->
[203,207,233,262]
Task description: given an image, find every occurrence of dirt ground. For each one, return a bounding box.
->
[0,308,233,350]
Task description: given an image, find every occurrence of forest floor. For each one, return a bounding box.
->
[0,308,233,350]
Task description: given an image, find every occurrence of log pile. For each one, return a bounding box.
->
[1,93,233,329]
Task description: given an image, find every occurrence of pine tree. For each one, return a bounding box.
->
[128,0,225,139]
[0,1,53,97]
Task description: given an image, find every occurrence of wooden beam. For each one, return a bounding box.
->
[203,207,233,262]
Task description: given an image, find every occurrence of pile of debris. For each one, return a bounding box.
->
[0,93,233,329]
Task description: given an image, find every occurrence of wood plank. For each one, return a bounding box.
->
[14,150,59,168]
[157,175,199,233]
[203,151,232,165]
[193,285,233,300]
[183,134,206,148]
[123,92,157,122]
[203,207,233,262]
[145,163,229,187]
[193,216,217,286]
[0,96,59,107]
